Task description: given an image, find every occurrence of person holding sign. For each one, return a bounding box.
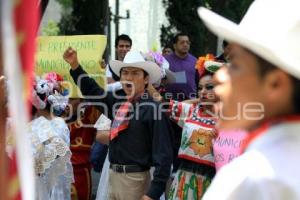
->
[106,34,132,84]
[198,0,300,199]
[64,48,173,200]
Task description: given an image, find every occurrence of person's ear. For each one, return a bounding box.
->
[263,69,293,107]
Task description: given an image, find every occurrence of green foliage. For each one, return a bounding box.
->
[161,0,253,57]
[42,20,60,36]
[57,0,106,35]
[55,0,72,9]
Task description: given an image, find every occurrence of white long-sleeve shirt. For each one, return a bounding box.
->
[203,118,300,200]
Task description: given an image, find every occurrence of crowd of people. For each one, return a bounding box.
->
[1,0,300,199]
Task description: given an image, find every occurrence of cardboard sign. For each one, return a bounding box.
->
[213,130,247,171]
[35,35,107,98]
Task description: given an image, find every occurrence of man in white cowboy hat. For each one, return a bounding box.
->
[197,0,300,199]
[63,47,173,200]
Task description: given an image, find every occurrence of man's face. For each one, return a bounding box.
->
[162,47,173,57]
[116,40,131,61]
[214,44,268,130]
[174,36,190,55]
[120,67,149,97]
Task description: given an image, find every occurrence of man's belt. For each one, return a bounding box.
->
[109,164,149,173]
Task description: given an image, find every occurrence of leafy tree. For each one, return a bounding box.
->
[56,0,108,35]
[42,20,60,36]
[161,0,253,57]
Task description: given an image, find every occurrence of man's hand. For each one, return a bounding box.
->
[63,47,79,70]
[141,195,153,200]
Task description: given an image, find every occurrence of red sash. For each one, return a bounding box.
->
[110,101,132,140]
[240,115,300,153]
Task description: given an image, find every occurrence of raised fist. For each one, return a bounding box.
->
[63,47,79,70]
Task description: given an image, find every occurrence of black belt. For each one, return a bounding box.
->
[179,159,216,179]
[109,164,150,173]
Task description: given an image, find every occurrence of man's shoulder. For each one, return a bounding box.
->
[165,53,176,62]
[215,148,300,183]
[139,94,160,105]
[203,151,299,200]
[136,95,165,115]
[188,53,197,61]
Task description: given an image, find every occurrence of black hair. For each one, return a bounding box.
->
[31,92,51,117]
[222,40,229,49]
[291,77,300,113]
[163,43,174,51]
[200,71,214,79]
[120,68,148,78]
[254,53,300,114]
[115,34,132,47]
[173,33,189,44]
[37,93,51,112]
[255,55,277,78]
[31,106,37,117]
[119,68,149,88]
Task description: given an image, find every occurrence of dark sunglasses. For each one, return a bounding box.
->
[198,83,214,91]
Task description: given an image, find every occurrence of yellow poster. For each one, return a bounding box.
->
[35,35,107,98]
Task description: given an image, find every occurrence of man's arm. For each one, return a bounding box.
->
[146,110,173,199]
[69,65,106,97]
[183,98,200,104]
[64,47,113,110]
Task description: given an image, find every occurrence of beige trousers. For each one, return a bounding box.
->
[108,169,151,200]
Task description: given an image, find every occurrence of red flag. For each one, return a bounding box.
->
[1,0,39,200]
[14,0,39,107]
[8,152,22,200]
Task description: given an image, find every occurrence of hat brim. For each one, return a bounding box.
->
[198,7,300,79]
[109,60,161,84]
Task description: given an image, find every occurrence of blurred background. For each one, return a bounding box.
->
[40,0,253,60]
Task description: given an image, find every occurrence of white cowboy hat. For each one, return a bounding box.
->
[109,50,161,84]
[198,0,300,79]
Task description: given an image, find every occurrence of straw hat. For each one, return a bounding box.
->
[109,50,162,84]
[198,0,300,79]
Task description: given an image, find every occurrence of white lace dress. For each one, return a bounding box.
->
[28,116,73,200]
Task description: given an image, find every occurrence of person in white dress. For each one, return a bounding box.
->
[30,72,73,200]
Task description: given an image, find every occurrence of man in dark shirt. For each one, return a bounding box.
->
[64,48,173,200]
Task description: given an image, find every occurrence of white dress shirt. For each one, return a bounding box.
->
[203,119,300,200]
